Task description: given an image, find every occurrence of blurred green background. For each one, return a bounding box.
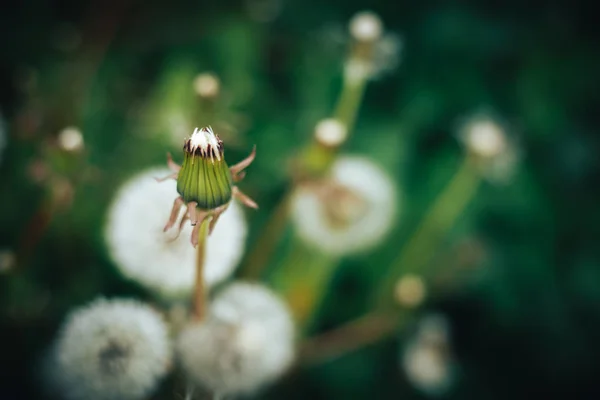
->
[1,0,600,399]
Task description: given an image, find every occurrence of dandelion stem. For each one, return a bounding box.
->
[375,156,481,308]
[193,219,210,321]
[239,190,292,280]
[334,75,368,134]
[270,238,338,331]
[299,310,402,365]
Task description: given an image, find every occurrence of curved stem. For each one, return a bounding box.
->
[375,157,482,308]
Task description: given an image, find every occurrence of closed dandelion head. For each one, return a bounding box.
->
[48,298,171,400]
[177,282,295,396]
[291,156,397,256]
[105,168,247,298]
[458,112,521,184]
[159,126,257,247]
[345,11,402,84]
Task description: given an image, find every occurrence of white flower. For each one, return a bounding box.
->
[177,282,295,396]
[105,167,247,298]
[457,112,520,184]
[402,314,457,396]
[290,156,397,256]
[49,298,171,400]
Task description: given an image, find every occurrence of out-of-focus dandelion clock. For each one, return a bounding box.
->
[177,282,295,396]
[105,167,248,298]
[345,11,403,84]
[49,298,171,400]
[402,314,458,396]
[291,156,397,256]
[457,112,520,184]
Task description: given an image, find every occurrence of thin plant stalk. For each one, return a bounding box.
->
[270,238,338,331]
[193,218,210,321]
[299,310,402,365]
[375,156,482,308]
[240,191,293,279]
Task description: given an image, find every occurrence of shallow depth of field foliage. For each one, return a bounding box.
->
[1,0,600,399]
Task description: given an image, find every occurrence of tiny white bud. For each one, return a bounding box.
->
[193,73,220,98]
[394,274,426,307]
[464,118,507,159]
[58,127,84,152]
[314,118,347,147]
[349,11,383,42]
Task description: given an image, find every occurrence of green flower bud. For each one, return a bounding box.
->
[176,127,233,210]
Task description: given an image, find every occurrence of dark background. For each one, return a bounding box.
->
[1,0,600,399]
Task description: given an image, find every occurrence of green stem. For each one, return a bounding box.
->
[239,190,292,280]
[270,238,339,331]
[333,76,368,133]
[193,219,210,321]
[375,157,482,308]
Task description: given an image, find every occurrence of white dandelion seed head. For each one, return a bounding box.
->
[193,73,220,98]
[402,313,457,396]
[291,156,397,256]
[58,126,84,152]
[49,298,171,400]
[314,118,347,147]
[105,168,247,298]
[349,11,383,42]
[177,282,295,396]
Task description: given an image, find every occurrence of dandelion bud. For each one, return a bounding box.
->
[395,274,426,308]
[178,126,232,210]
[160,127,257,247]
[193,73,220,98]
[177,282,295,396]
[314,118,347,148]
[48,298,172,400]
[58,126,84,152]
[457,112,520,183]
[349,11,383,42]
[402,314,457,396]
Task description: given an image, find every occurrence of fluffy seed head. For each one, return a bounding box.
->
[105,168,247,298]
[461,117,507,159]
[291,156,397,256]
[48,298,171,400]
[349,11,383,42]
[177,282,295,396]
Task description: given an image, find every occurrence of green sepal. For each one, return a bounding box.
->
[177,152,233,210]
